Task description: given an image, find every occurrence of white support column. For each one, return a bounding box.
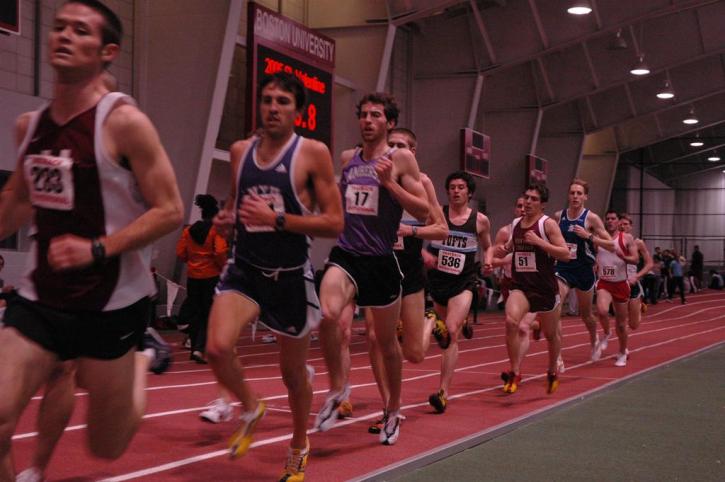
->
[191,0,243,223]
[467,74,484,129]
[376,23,397,92]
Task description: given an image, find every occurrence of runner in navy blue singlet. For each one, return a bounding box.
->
[205,73,343,478]
[317,93,429,446]
[0,2,183,478]
[553,178,615,361]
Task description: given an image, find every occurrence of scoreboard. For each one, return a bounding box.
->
[247,3,335,149]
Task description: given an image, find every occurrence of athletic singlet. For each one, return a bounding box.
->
[510,215,557,296]
[556,207,596,270]
[393,212,424,265]
[626,243,645,279]
[17,93,155,311]
[233,134,310,270]
[337,147,402,256]
[428,206,478,277]
[596,231,628,282]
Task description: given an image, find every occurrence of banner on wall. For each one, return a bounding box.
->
[460,128,491,179]
[0,0,20,35]
[526,154,549,185]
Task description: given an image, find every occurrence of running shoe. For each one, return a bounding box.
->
[200,398,233,424]
[557,354,566,374]
[142,329,172,375]
[229,401,266,459]
[590,336,602,362]
[15,467,43,482]
[501,371,521,394]
[614,352,628,367]
[428,389,447,413]
[261,334,276,344]
[546,371,560,394]
[428,310,451,349]
[379,410,402,445]
[599,333,610,353]
[462,319,474,339]
[314,385,351,432]
[190,350,207,364]
[337,400,353,419]
[368,411,386,434]
[279,438,309,482]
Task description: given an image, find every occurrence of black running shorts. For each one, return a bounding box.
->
[3,294,149,360]
[326,246,402,307]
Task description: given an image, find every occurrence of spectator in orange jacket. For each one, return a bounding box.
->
[176,194,228,363]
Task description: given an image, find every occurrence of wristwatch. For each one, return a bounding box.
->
[274,213,286,232]
[91,238,106,265]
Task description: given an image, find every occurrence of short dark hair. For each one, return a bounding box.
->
[446,171,476,197]
[526,182,549,202]
[65,0,123,47]
[605,209,620,219]
[356,92,399,126]
[258,72,307,111]
[389,127,416,148]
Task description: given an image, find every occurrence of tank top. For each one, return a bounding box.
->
[510,215,557,296]
[393,211,424,267]
[337,147,402,256]
[557,207,596,270]
[16,93,155,311]
[428,206,479,278]
[596,231,628,282]
[233,134,310,270]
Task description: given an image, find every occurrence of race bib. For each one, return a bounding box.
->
[24,153,75,211]
[601,265,616,281]
[514,251,537,272]
[393,235,404,250]
[437,249,465,275]
[243,192,284,232]
[567,243,578,260]
[346,184,379,216]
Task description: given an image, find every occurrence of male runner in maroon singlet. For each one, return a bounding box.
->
[497,183,570,393]
[0,1,183,478]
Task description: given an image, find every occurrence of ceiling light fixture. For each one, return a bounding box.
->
[567,2,592,15]
[689,134,703,147]
[682,107,699,125]
[656,79,675,99]
[708,155,720,161]
[630,54,650,76]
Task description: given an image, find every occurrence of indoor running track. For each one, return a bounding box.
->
[11,290,725,481]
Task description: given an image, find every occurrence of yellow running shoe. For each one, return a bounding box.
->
[501,371,521,393]
[546,372,560,394]
[279,438,309,482]
[428,310,451,349]
[229,401,266,459]
[337,400,353,419]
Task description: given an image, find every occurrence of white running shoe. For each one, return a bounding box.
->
[557,354,566,374]
[261,334,276,344]
[379,410,402,446]
[200,398,234,424]
[314,384,351,432]
[15,467,43,482]
[614,352,628,367]
[599,333,610,352]
[591,339,602,362]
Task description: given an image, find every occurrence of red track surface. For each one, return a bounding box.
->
[11,291,725,481]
